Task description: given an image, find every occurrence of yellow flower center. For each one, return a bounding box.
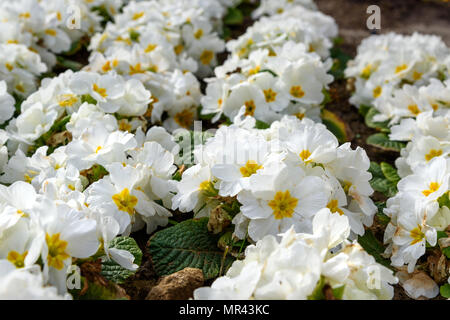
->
[15,84,25,93]
[263,88,277,103]
[412,71,422,81]
[19,12,31,19]
[299,149,311,162]
[244,100,256,116]
[294,112,305,120]
[93,83,107,98]
[361,64,373,79]
[118,119,132,132]
[5,63,13,71]
[268,190,298,220]
[46,233,70,270]
[174,109,195,129]
[373,86,382,98]
[7,251,28,268]
[290,85,305,98]
[409,225,425,245]
[248,65,260,75]
[145,44,157,53]
[129,63,145,75]
[395,64,408,74]
[174,44,184,55]
[102,61,112,72]
[240,160,263,178]
[194,29,203,39]
[425,149,442,162]
[342,181,352,194]
[407,104,420,116]
[132,12,144,20]
[112,188,138,215]
[422,182,440,197]
[95,146,102,153]
[45,29,57,36]
[327,199,344,215]
[58,94,78,107]
[200,50,214,65]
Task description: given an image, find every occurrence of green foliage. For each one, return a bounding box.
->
[56,56,83,71]
[367,133,406,152]
[255,119,270,129]
[224,7,243,25]
[364,107,390,132]
[329,44,351,80]
[148,218,235,279]
[101,237,143,284]
[321,109,348,143]
[358,229,392,269]
[438,192,450,208]
[380,162,401,184]
[440,283,450,298]
[369,162,399,197]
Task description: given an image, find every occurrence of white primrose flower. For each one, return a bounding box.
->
[0,261,69,300]
[195,209,397,300]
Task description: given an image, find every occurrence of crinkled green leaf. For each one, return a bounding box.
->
[101,236,143,284]
[367,133,405,152]
[380,162,401,184]
[369,162,384,178]
[364,107,390,132]
[148,218,235,279]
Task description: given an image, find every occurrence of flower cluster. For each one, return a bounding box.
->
[85,0,237,131]
[348,33,450,298]
[172,114,377,241]
[194,208,397,300]
[200,4,337,124]
[345,33,450,124]
[0,0,115,97]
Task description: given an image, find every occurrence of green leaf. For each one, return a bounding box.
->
[364,107,390,132]
[380,162,400,184]
[81,94,97,105]
[438,192,450,208]
[367,133,405,152]
[329,46,351,80]
[321,109,348,143]
[358,104,372,117]
[440,283,450,298]
[358,230,392,269]
[443,247,450,259]
[101,236,142,284]
[369,162,384,178]
[224,7,243,25]
[56,56,83,71]
[255,119,270,129]
[129,30,140,42]
[148,218,235,279]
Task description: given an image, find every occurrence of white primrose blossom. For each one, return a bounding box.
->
[194,209,397,300]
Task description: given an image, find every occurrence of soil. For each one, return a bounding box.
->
[315,0,450,56]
